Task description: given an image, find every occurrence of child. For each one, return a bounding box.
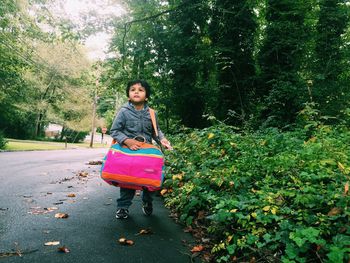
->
[110,79,172,219]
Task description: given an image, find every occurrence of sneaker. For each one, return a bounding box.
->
[116,208,129,219]
[142,202,153,216]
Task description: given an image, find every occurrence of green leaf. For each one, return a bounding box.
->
[285,243,298,259]
[226,244,236,255]
[327,246,344,263]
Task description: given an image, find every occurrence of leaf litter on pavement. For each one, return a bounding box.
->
[57,246,70,253]
[135,228,153,236]
[118,237,134,246]
[44,241,60,246]
[0,243,38,258]
[11,164,100,258]
[28,206,58,215]
[54,213,69,218]
[87,160,102,165]
[117,228,154,248]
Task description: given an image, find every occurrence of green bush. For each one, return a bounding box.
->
[54,128,88,143]
[0,130,8,149]
[163,124,350,262]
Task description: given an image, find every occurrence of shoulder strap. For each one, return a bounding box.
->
[149,108,158,137]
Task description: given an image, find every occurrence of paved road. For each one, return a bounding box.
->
[0,149,197,263]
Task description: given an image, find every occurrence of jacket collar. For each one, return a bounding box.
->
[126,101,149,112]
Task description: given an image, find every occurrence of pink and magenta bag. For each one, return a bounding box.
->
[100,108,165,191]
[101,142,164,191]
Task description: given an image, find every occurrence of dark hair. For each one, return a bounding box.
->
[126,80,151,99]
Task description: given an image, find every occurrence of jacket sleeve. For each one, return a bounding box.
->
[110,110,129,144]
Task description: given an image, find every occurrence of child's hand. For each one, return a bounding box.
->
[161,138,173,150]
[124,139,142,150]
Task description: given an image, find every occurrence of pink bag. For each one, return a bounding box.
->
[101,108,164,191]
[100,142,164,191]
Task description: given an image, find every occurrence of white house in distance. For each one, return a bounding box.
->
[45,123,63,138]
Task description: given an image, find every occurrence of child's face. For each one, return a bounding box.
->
[128,83,147,104]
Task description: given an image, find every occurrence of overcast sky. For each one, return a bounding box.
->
[51,0,126,60]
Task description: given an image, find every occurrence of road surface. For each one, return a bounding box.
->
[0,149,198,263]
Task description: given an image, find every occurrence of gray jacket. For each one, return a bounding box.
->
[110,102,165,145]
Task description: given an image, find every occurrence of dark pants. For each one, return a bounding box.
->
[117,187,153,209]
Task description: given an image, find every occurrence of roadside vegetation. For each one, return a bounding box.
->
[0,131,8,149]
[163,114,350,262]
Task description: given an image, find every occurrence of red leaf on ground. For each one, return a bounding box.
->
[58,246,70,253]
[191,245,204,253]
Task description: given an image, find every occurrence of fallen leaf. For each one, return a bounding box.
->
[28,207,48,215]
[118,237,127,244]
[57,246,70,253]
[44,207,58,212]
[44,241,60,246]
[55,213,69,219]
[118,238,134,246]
[126,240,134,246]
[78,172,89,177]
[328,207,342,216]
[67,194,76,198]
[87,160,103,165]
[191,245,204,253]
[160,189,168,196]
[0,247,38,258]
[136,228,153,235]
[183,226,193,233]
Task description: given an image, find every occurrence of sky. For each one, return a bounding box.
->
[51,0,126,60]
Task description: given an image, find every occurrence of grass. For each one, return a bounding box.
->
[3,139,109,151]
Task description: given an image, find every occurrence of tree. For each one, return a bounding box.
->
[209,0,258,125]
[311,0,350,119]
[257,0,313,127]
[0,0,94,139]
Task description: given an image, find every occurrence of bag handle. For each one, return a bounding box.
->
[149,108,158,137]
[149,108,164,152]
